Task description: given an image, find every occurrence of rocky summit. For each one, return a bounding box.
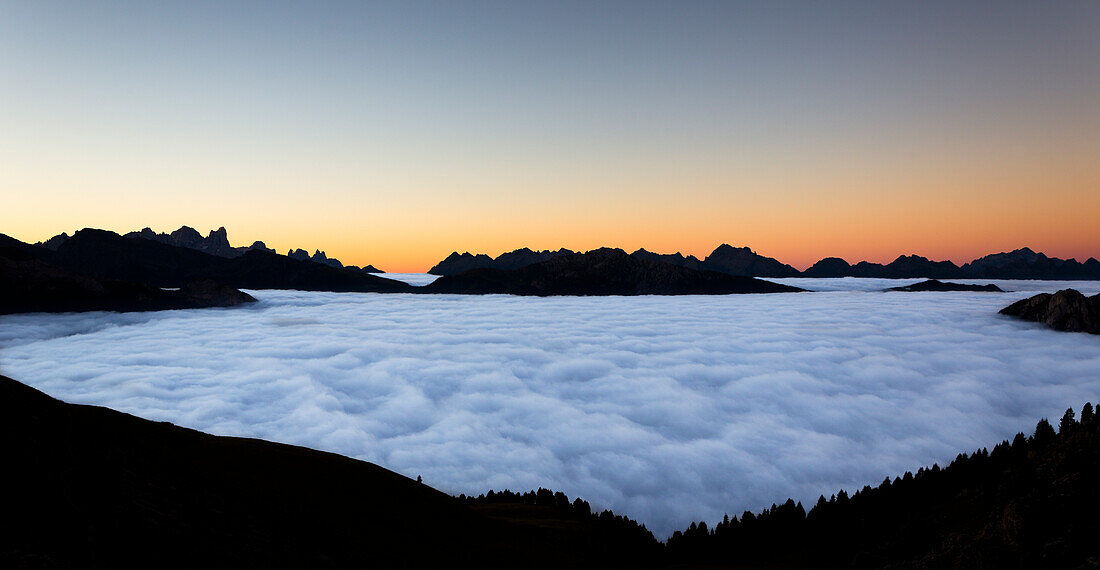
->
[120,226,275,258]
[999,289,1100,334]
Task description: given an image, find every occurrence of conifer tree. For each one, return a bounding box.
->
[1060,407,1076,434]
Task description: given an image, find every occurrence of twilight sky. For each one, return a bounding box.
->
[2,1,1098,272]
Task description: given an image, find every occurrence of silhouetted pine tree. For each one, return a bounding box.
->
[667,402,1100,568]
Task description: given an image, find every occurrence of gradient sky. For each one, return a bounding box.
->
[2,1,1098,272]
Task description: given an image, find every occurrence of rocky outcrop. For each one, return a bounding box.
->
[310,249,343,269]
[424,248,804,296]
[122,226,274,258]
[38,232,70,251]
[288,248,310,260]
[283,248,383,273]
[999,289,1100,334]
[886,279,1003,292]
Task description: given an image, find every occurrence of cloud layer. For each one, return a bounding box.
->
[3,278,1100,537]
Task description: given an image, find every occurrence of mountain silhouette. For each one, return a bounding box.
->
[702,244,801,277]
[424,248,803,295]
[801,256,852,277]
[46,229,412,293]
[962,247,1100,279]
[429,248,573,275]
[631,248,706,271]
[113,226,275,258]
[40,226,386,274]
[428,246,1100,280]
[1,233,255,314]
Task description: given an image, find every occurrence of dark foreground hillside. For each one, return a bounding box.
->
[0,375,659,569]
[3,371,1098,568]
[667,403,1100,569]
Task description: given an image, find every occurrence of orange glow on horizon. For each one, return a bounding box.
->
[4,88,1098,274]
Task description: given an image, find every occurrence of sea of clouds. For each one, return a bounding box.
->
[2,278,1100,537]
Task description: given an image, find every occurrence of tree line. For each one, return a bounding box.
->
[666,402,1100,567]
[456,401,1100,567]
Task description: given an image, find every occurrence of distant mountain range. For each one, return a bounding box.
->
[4,228,418,313]
[1,230,801,312]
[1,233,256,314]
[7,225,1099,314]
[431,245,1100,280]
[424,248,803,296]
[40,226,383,273]
[35,227,1100,280]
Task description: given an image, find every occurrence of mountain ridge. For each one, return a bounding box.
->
[41,226,385,273]
[429,245,1100,280]
[27,227,1100,280]
[424,248,804,296]
[1,233,256,314]
[38,229,413,293]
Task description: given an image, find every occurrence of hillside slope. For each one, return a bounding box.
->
[0,375,659,569]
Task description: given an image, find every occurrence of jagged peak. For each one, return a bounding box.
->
[171,225,201,236]
[711,243,755,254]
[890,254,931,263]
[584,247,628,256]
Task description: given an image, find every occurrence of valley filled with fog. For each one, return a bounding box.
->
[2,278,1099,536]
